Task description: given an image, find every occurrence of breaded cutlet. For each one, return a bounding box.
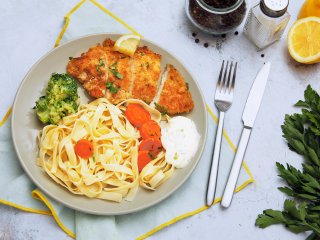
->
[67,39,194,116]
[131,46,161,103]
[103,39,132,104]
[67,45,107,98]
[155,64,194,115]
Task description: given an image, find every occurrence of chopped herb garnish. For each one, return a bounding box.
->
[174,152,178,160]
[109,62,123,79]
[106,82,120,94]
[110,62,117,70]
[146,62,149,69]
[96,58,105,75]
[154,102,168,116]
[139,52,145,56]
[186,82,189,90]
[69,56,73,60]
[120,56,126,59]
[98,58,105,67]
[115,72,123,79]
[148,151,155,159]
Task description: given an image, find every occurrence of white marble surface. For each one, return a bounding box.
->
[0,0,319,239]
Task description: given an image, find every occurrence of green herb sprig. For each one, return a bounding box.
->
[106,82,120,94]
[154,102,168,116]
[256,200,320,236]
[96,58,105,75]
[256,85,320,240]
[109,62,123,79]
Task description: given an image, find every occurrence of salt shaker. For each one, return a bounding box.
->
[243,0,290,50]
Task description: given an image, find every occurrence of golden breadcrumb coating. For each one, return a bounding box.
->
[131,46,161,103]
[67,44,107,98]
[103,39,132,104]
[67,39,194,116]
[157,64,194,115]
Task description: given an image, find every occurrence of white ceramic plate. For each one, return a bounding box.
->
[11,33,207,215]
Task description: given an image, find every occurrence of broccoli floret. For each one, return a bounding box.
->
[35,96,47,111]
[34,73,79,125]
[47,73,78,101]
[37,109,50,123]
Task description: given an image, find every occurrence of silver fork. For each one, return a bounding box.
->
[206,60,237,206]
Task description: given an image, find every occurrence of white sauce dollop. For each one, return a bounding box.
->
[161,116,200,168]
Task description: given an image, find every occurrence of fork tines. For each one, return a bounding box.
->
[217,60,237,93]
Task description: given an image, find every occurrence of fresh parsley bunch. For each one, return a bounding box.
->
[256,85,320,240]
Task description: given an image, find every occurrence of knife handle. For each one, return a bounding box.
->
[221,127,251,208]
[206,111,225,206]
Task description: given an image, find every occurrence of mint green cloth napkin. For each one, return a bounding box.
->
[0,0,254,239]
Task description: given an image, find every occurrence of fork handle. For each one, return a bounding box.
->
[221,127,252,208]
[206,111,225,206]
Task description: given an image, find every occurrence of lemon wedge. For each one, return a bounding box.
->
[287,17,320,64]
[113,34,141,57]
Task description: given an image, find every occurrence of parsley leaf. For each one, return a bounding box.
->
[96,58,105,75]
[256,85,320,240]
[114,72,123,79]
[106,82,120,94]
[154,102,168,116]
[148,151,155,159]
[109,62,123,79]
[256,209,285,228]
[256,201,320,235]
[98,58,105,67]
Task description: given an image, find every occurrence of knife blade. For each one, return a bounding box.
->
[221,62,271,208]
[242,62,271,128]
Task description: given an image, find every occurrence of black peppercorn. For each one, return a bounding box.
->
[234,31,239,35]
[221,34,226,38]
[188,0,246,34]
[204,43,209,48]
[195,38,200,43]
[261,54,265,58]
[203,0,237,8]
[192,32,197,37]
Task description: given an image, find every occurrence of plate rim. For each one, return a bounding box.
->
[11,33,208,215]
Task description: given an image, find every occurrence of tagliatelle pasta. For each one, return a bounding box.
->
[139,151,175,190]
[37,98,174,202]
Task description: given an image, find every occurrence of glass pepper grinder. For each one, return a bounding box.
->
[243,0,290,50]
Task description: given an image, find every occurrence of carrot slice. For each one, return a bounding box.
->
[74,139,93,159]
[140,120,161,139]
[138,150,152,172]
[139,138,162,156]
[125,103,151,128]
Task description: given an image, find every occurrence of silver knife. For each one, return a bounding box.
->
[221,62,271,208]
